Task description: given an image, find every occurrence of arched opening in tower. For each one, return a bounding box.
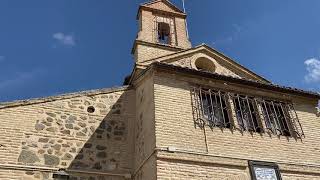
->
[157,22,171,45]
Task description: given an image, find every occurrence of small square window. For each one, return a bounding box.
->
[249,161,282,180]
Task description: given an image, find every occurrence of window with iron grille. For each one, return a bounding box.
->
[231,94,263,133]
[191,87,231,128]
[259,100,304,137]
[191,86,304,138]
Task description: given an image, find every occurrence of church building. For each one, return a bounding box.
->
[0,0,320,179]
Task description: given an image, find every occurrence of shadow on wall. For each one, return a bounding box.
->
[67,93,129,180]
[18,90,133,180]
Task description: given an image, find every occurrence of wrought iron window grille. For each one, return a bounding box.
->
[231,94,263,133]
[191,87,232,129]
[258,99,304,138]
[191,87,304,138]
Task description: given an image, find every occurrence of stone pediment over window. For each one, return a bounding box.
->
[138,44,270,83]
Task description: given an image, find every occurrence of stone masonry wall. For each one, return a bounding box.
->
[153,71,320,179]
[147,1,180,14]
[134,1,191,63]
[0,87,135,180]
[137,10,154,44]
[133,73,156,180]
[134,44,177,63]
[157,159,248,180]
[170,52,242,78]
[174,16,191,49]
[137,4,191,49]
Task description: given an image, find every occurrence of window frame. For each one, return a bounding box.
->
[153,15,176,46]
[157,22,171,45]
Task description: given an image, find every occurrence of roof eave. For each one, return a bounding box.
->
[0,86,130,109]
[150,62,320,99]
[131,40,185,55]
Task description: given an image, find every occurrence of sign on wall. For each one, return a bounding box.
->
[254,167,278,180]
[249,161,282,180]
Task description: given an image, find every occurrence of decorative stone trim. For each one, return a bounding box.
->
[131,39,184,55]
[156,149,320,175]
[156,149,247,168]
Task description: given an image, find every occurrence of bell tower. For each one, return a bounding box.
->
[132,0,192,63]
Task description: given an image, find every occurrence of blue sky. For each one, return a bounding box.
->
[0,0,319,102]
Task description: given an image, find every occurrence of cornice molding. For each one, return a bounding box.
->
[131,39,184,55]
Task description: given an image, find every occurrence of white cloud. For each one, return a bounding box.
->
[304,58,320,83]
[52,32,75,46]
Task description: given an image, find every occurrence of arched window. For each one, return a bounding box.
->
[195,57,216,72]
[157,22,171,45]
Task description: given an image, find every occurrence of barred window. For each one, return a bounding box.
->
[191,88,231,128]
[260,100,297,137]
[232,95,263,133]
[191,87,304,138]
